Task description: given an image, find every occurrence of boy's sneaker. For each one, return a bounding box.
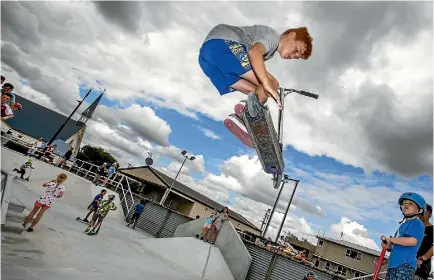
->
[84,227,91,233]
[224,114,254,148]
[246,92,268,118]
[234,102,246,120]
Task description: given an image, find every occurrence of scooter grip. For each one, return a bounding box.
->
[298,90,319,99]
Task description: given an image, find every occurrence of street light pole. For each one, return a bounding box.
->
[275,179,299,243]
[159,150,195,206]
[37,89,94,159]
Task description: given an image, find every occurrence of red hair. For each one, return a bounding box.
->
[282,27,313,59]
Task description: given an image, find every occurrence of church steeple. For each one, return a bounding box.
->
[77,89,105,126]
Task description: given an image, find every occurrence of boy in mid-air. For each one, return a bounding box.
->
[199,24,312,147]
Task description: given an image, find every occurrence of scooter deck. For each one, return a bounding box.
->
[76,217,90,225]
[242,96,285,175]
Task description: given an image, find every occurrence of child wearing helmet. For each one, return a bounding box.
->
[85,194,117,235]
[382,192,426,280]
[13,158,34,180]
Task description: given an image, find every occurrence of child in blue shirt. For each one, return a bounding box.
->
[382,192,426,280]
[127,200,145,228]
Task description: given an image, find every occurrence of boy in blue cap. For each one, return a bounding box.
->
[382,192,426,279]
[199,24,313,147]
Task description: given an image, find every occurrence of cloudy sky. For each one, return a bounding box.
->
[2,1,433,250]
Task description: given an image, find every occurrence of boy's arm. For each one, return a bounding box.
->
[420,246,433,261]
[248,43,281,108]
[42,180,56,187]
[1,114,14,121]
[387,236,418,247]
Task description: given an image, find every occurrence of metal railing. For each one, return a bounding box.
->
[1,170,14,225]
[348,271,386,280]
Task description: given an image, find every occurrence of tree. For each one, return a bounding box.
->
[77,145,118,166]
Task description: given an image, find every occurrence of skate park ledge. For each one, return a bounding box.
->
[175,218,252,280]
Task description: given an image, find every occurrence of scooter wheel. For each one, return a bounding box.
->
[273,174,283,189]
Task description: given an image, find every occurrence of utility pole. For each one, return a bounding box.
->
[37,89,94,159]
[261,209,271,232]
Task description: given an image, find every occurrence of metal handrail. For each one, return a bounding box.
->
[1,135,140,206]
[348,271,386,280]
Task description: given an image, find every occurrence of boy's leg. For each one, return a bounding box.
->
[93,216,105,231]
[83,207,95,221]
[19,168,26,179]
[232,71,280,105]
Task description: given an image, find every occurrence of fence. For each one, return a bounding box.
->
[119,191,193,238]
[243,242,338,280]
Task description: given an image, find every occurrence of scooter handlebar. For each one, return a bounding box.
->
[296,90,319,99]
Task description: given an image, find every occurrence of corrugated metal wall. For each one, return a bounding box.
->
[119,190,193,238]
[244,243,337,280]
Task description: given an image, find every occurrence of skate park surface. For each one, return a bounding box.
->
[1,147,235,280]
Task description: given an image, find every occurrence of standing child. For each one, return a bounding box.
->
[126,199,146,229]
[199,24,313,145]
[196,209,218,240]
[382,192,426,280]
[1,91,14,121]
[204,207,229,244]
[102,164,116,186]
[22,173,67,232]
[414,204,433,280]
[93,163,107,185]
[81,189,107,223]
[85,194,117,235]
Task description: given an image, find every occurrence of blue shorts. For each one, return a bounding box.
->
[385,263,416,280]
[199,39,252,95]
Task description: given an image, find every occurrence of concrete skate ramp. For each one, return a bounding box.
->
[1,148,124,220]
[175,218,252,280]
[141,237,235,280]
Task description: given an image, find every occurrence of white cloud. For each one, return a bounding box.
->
[152,145,205,174]
[3,1,431,178]
[330,217,380,251]
[194,125,221,140]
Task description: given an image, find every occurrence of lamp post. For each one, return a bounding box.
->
[160,150,195,206]
[37,89,94,159]
[261,209,271,232]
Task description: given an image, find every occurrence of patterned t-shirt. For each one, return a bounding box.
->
[37,182,65,206]
[96,200,117,217]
